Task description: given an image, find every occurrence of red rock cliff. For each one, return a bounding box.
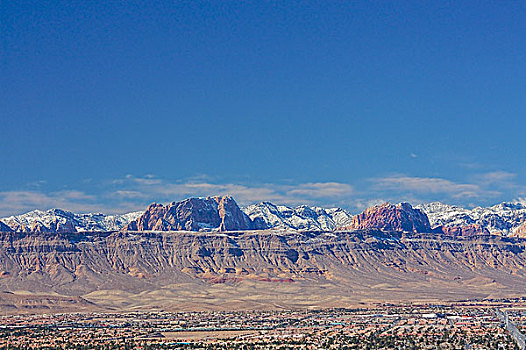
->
[341,202,431,233]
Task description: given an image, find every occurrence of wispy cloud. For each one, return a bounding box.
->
[1,171,523,217]
[0,176,360,216]
[470,171,526,202]
[110,175,354,207]
[372,175,500,199]
[111,190,145,199]
[472,171,517,187]
[287,182,354,199]
[0,190,112,216]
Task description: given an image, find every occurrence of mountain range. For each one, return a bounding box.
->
[1,208,142,233]
[1,225,526,312]
[2,195,526,313]
[2,196,526,236]
[417,201,526,235]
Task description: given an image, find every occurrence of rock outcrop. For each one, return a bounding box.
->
[512,221,526,238]
[438,224,490,236]
[244,202,353,231]
[0,220,12,232]
[2,229,526,311]
[341,202,431,233]
[125,196,254,232]
[2,209,141,233]
[418,201,526,235]
[6,199,526,236]
[30,221,51,233]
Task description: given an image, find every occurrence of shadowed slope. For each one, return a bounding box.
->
[1,230,526,312]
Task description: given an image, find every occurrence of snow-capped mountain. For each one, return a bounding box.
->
[2,209,142,233]
[340,202,431,233]
[2,201,353,233]
[242,202,353,231]
[124,196,253,232]
[416,201,526,235]
[4,199,526,236]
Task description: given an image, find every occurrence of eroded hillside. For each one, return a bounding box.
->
[1,230,526,312]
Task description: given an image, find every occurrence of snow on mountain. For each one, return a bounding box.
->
[5,199,526,235]
[124,196,253,232]
[242,202,353,231]
[416,201,526,235]
[340,202,431,233]
[2,209,142,233]
[3,202,352,233]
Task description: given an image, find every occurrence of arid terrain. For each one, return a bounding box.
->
[1,229,526,314]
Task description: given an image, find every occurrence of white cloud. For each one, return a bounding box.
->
[0,176,359,217]
[472,171,517,187]
[0,190,119,216]
[111,190,145,199]
[372,175,500,199]
[2,171,522,217]
[287,182,354,199]
[111,175,355,206]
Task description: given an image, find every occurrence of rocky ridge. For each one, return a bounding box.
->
[0,220,12,232]
[124,196,254,232]
[1,229,526,312]
[244,202,353,231]
[512,221,526,238]
[2,197,526,311]
[3,198,526,236]
[417,201,526,235]
[2,209,142,233]
[340,202,431,233]
[437,224,490,236]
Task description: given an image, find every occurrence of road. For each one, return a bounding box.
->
[496,309,526,350]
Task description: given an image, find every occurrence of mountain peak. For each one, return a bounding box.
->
[2,198,526,237]
[341,202,431,233]
[1,209,142,233]
[243,202,353,231]
[124,196,254,232]
[418,201,526,235]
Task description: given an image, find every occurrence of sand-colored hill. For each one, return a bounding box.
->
[1,230,526,313]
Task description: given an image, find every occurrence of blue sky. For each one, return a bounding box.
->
[1,1,526,215]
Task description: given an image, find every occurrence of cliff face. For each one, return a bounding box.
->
[438,224,490,236]
[512,221,526,238]
[2,209,141,233]
[4,199,526,237]
[418,201,526,235]
[1,229,526,311]
[124,196,254,232]
[342,202,432,233]
[243,202,354,230]
[0,220,12,232]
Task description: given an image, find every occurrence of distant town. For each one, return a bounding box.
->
[1,299,526,349]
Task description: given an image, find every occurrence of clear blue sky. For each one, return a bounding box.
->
[1,1,526,215]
